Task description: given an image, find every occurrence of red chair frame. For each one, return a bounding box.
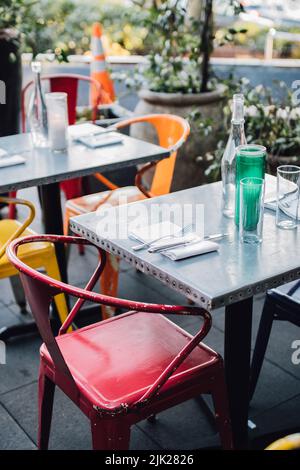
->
[7,234,233,450]
[21,73,103,131]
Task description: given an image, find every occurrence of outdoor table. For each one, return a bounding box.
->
[70,180,300,449]
[0,131,170,339]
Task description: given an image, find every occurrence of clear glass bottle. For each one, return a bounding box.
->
[221,94,247,218]
[27,61,48,147]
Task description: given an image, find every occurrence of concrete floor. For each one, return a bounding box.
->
[0,186,299,450]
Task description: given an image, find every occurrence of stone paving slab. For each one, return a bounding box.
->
[0,403,36,450]
[0,382,161,450]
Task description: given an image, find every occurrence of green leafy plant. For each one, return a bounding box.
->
[0,0,148,59]
[205,78,300,181]
[0,0,36,31]
[118,0,246,94]
[21,0,148,57]
[141,1,203,93]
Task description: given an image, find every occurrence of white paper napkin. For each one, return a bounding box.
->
[77,132,123,149]
[163,240,219,261]
[68,123,105,140]
[0,154,25,168]
[265,199,300,219]
[148,233,199,252]
[264,178,300,219]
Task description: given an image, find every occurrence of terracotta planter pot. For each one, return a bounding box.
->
[131,84,227,191]
[267,154,300,175]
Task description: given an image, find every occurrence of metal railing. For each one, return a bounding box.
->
[265,28,300,60]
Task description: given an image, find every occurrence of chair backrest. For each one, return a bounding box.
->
[21,74,103,132]
[7,234,211,410]
[115,114,190,196]
[265,433,300,450]
[0,196,35,260]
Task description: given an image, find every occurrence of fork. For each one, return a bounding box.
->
[149,232,230,253]
[132,223,194,251]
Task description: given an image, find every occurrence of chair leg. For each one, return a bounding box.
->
[249,295,275,401]
[44,254,69,324]
[90,418,131,450]
[38,364,55,450]
[100,253,120,319]
[78,243,85,256]
[9,275,27,314]
[63,208,71,238]
[8,191,17,219]
[211,367,234,450]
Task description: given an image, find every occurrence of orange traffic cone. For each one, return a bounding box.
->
[90,22,115,106]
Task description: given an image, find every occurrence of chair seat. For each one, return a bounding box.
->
[41,311,219,410]
[0,220,53,277]
[66,186,147,215]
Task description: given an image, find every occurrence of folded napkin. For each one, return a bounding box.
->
[265,198,300,220]
[264,178,300,220]
[77,132,123,149]
[68,123,105,140]
[129,221,217,260]
[0,154,25,168]
[163,240,219,261]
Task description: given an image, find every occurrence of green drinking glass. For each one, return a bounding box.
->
[239,177,265,244]
[235,145,266,225]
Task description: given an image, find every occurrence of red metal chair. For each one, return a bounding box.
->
[7,234,233,450]
[9,74,104,220]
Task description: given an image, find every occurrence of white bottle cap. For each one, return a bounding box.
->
[31,61,42,73]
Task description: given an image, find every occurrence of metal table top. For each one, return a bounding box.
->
[70,180,300,311]
[0,133,170,192]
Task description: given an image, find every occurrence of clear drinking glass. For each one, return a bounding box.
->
[45,92,68,152]
[239,177,265,244]
[276,165,300,230]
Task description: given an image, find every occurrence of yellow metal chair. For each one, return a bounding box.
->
[265,433,300,450]
[0,196,68,323]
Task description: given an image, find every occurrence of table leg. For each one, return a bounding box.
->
[225,297,253,449]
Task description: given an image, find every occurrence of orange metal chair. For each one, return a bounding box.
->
[64,114,190,318]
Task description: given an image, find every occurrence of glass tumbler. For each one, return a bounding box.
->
[45,92,68,152]
[276,165,300,230]
[239,177,265,244]
[235,145,266,226]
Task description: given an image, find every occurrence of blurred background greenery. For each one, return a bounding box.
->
[21,0,148,56]
[10,0,300,59]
